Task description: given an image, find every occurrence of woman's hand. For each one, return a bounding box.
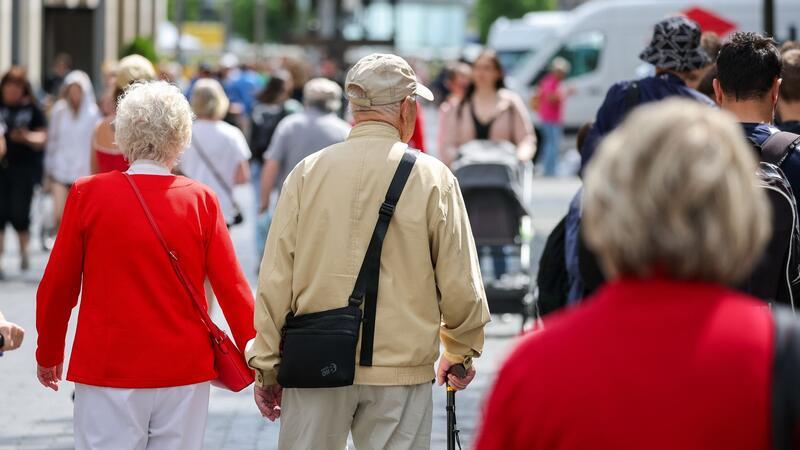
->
[8,128,47,150]
[254,384,283,421]
[9,128,47,149]
[37,364,63,391]
[9,128,27,144]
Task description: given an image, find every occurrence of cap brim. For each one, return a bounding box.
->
[415,83,435,102]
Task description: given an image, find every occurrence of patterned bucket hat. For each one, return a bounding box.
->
[639,16,711,72]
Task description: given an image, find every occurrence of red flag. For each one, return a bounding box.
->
[683,7,737,37]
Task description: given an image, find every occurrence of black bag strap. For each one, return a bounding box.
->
[760,131,800,167]
[349,146,418,367]
[191,138,240,209]
[771,306,800,450]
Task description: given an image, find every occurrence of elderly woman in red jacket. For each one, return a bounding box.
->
[35,81,255,450]
[475,99,800,450]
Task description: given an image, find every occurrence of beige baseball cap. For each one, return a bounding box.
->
[345,53,434,107]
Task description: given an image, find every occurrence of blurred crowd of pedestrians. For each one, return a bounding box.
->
[3,11,800,449]
[0,45,544,277]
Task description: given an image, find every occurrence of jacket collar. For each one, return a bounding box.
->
[127,159,172,176]
[347,120,402,141]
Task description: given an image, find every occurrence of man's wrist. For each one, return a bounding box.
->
[254,369,277,387]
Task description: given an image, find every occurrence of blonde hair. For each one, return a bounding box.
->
[190,78,230,120]
[115,81,193,165]
[583,99,770,284]
[115,54,156,89]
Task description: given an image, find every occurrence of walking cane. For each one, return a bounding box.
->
[446,364,467,450]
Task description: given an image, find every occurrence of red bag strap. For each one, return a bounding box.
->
[122,172,225,342]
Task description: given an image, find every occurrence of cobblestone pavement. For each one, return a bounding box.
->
[0,176,580,449]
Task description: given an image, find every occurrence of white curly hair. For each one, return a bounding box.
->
[114,81,194,165]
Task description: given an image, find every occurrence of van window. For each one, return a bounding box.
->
[558,31,604,78]
[531,31,605,85]
[497,50,533,73]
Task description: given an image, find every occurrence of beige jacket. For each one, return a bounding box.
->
[246,121,490,387]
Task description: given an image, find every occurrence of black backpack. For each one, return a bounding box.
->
[536,216,570,316]
[744,132,800,308]
[249,104,288,162]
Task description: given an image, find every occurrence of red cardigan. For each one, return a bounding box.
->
[36,172,255,388]
[475,278,773,450]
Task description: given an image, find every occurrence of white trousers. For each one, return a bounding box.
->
[73,382,211,450]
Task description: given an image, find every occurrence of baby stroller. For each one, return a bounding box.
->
[453,141,534,331]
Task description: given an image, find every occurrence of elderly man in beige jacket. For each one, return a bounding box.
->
[246,53,490,449]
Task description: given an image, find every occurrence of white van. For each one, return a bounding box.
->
[508,0,800,130]
[488,11,569,73]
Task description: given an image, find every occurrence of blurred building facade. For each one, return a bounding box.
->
[0,0,167,90]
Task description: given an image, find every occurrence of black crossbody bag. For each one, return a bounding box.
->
[277,148,418,388]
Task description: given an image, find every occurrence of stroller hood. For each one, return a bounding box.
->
[453,140,531,217]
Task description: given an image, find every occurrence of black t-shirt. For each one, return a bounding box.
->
[0,101,46,167]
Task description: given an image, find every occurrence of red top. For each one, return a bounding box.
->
[475,278,773,450]
[95,149,129,173]
[408,101,427,152]
[36,172,255,388]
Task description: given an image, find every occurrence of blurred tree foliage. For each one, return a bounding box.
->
[475,0,556,42]
[167,0,297,42]
[121,36,158,62]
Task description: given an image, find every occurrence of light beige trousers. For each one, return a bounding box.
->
[279,382,433,450]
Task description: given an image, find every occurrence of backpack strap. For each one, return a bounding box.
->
[760,131,800,167]
[771,306,800,450]
[349,146,418,367]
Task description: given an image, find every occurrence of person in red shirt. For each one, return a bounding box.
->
[476,99,800,450]
[35,81,255,450]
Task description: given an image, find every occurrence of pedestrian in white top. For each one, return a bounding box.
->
[181,78,251,226]
[45,70,101,234]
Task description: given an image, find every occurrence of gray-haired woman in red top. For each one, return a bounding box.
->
[36,81,255,450]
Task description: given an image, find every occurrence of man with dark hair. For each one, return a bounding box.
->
[779,49,800,134]
[713,32,800,194]
[714,32,800,306]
